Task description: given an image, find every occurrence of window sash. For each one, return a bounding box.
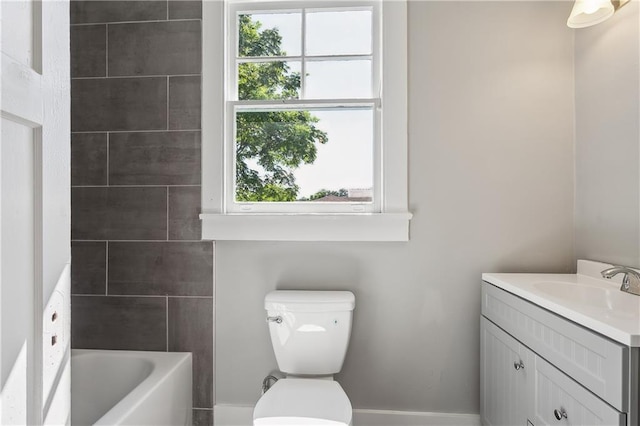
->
[237,55,374,62]
[226,100,381,213]
[229,98,380,108]
[228,1,381,102]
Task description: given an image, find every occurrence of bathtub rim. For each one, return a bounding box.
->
[71,349,192,426]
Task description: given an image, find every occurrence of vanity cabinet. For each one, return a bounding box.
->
[481,282,630,426]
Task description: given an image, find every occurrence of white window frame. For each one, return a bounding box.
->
[201,0,411,241]
[228,1,381,214]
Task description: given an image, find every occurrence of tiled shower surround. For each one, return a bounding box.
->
[69,1,213,424]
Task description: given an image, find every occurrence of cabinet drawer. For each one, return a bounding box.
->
[533,355,625,426]
[482,282,628,411]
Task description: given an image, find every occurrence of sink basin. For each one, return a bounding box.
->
[533,281,640,318]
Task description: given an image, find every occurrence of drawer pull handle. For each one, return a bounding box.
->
[513,360,525,370]
[553,408,567,420]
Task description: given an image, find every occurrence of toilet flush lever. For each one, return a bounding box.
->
[266,316,283,324]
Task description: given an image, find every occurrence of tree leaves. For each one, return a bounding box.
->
[236,15,328,202]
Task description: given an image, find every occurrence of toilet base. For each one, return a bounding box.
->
[253,378,352,426]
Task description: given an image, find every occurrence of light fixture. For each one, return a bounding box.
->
[567,0,629,28]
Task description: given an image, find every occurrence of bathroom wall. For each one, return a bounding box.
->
[69,1,213,424]
[215,1,575,414]
[575,1,640,268]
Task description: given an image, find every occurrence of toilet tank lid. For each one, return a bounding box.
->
[265,291,355,312]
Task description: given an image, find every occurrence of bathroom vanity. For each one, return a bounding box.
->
[480,260,640,426]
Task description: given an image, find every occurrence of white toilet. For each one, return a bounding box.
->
[253,290,356,426]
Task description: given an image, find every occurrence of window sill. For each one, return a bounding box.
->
[200,212,412,242]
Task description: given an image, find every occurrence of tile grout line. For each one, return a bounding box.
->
[71,128,202,135]
[193,407,214,416]
[105,24,109,77]
[72,129,201,134]
[166,295,169,352]
[71,18,200,27]
[71,239,205,243]
[105,241,109,295]
[106,132,109,186]
[166,186,170,241]
[70,294,214,299]
[167,76,170,131]
[72,184,201,188]
[72,74,200,80]
[211,241,216,407]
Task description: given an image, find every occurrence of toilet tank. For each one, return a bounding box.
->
[265,291,355,375]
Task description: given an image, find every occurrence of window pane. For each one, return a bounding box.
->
[305,10,372,56]
[235,108,373,203]
[238,12,301,57]
[238,61,301,100]
[305,60,371,99]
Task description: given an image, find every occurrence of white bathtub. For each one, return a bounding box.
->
[71,349,192,426]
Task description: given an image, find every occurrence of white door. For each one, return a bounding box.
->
[0,1,71,425]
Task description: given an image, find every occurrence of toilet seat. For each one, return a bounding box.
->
[253,378,352,426]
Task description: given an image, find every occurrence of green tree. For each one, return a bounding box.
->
[299,188,349,201]
[236,15,328,202]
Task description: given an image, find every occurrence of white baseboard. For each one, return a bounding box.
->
[214,404,481,426]
[353,409,480,426]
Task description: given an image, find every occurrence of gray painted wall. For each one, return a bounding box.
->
[215,1,575,413]
[575,1,640,268]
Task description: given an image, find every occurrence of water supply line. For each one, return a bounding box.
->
[261,375,279,394]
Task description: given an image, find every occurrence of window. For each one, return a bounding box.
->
[228,3,379,213]
[201,0,410,241]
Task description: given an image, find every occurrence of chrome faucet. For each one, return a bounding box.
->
[601,265,640,296]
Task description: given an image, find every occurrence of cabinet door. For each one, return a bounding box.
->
[532,355,625,426]
[481,317,531,426]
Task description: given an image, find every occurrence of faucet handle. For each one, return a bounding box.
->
[601,265,640,279]
[621,271,640,295]
[601,265,640,296]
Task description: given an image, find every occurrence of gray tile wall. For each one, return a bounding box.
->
[70,1,213,422]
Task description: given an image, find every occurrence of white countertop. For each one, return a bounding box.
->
[482,260,640,347]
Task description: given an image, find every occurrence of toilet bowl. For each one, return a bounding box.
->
[252,291,355,426]
[253,378,352,426]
